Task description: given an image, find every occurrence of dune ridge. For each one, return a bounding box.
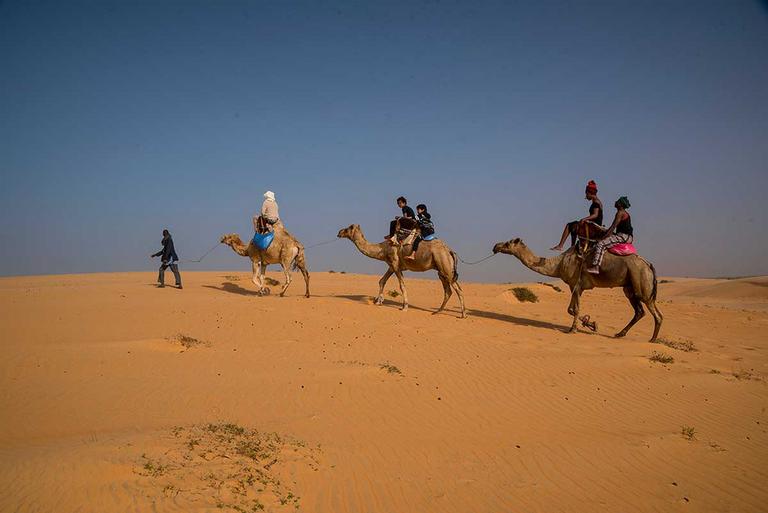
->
[1,272,766,512]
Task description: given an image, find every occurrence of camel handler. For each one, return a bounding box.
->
[150,229,182,289]
[587,196,633,274]
[254,190,280,234]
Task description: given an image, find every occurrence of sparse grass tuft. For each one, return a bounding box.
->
[649,351,674,364]
[511,287,538,303]
[732,369,762,381]
[264,277,280,286]
[223,275,241,281]
[328,270,336,273]
[655,338,697,352]
[137,422,317,512]
[379,362,402,375]
[659,279,674,284]
[681,425,696,441]
[387,289,400,298]
[140,455,167,477]
[175,334,210,349]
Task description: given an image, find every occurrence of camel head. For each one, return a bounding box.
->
[337,224,361,240]
[220,233,244,247]
[492,238,524,255]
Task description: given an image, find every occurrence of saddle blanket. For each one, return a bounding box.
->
[252,231,275,250]
[607,242,636,256]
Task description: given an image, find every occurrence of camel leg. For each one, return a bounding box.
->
[375,268,394,305]
[567,288,581,333]
[251,260,263,293]
[278,260,292,297]
[258,261,270,295]
[616,287,645,338]
[645,299,663,342]
[394,270,408,311]
[433,274,452,315]
[297,262,310,298]
[451,279,466,318]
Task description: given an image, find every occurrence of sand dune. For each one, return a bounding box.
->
[1,271,766,512]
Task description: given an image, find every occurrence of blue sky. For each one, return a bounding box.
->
[1,0,766,281]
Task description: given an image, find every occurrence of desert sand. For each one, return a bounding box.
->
[1,271,766,512]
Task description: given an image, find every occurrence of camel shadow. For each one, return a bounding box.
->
[203,281,264,297]
[332,295,569,332]
[331,294,439,314]
[466,308,568,332]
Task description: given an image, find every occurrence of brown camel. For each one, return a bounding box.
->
[492,238,662,341]
[337,224,466,317]
[220,225,310,297]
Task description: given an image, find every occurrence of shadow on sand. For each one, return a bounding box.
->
[203,282,266,297]
[202,287,595,336]
[330,294,568,332]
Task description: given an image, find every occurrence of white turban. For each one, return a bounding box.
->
[263,191,275,201]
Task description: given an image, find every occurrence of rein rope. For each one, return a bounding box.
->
[180,242,222,263]
[303,238,340,249]
[456,252,497,265]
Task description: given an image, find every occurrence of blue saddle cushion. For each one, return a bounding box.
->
[422,233,437,241]
[252,231,275,250]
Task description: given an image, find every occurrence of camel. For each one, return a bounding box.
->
[337,224,466,318]
[492,238,662,341]
[220,225,310,297]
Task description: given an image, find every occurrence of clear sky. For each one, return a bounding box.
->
[1,0,766,282]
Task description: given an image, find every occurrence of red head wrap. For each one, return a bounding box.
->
[585,180,598,194]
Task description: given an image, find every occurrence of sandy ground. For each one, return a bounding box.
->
[1,270,767,513]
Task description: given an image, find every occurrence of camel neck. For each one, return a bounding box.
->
[351,231,386,261]
[514,245,562,277]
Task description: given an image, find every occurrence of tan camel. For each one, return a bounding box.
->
[492,238,662,341]
[220,225,310,297]
[337,224,466,317]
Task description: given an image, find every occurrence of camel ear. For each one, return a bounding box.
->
[512,238,521,244]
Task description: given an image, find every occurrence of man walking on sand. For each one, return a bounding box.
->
[151,229,182,289]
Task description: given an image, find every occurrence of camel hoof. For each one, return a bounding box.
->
[305,294,310,299]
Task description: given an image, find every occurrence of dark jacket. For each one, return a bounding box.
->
[153,235,179,262]
[417,211,435,236]
[401,205,415,218]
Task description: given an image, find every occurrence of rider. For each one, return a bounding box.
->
[550,180,603,252]
[254,190,280,234]
[587,196,633,274]
[387,196,417,243]
[405,204,434,260]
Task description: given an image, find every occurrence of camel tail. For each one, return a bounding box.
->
[450,250,459,282]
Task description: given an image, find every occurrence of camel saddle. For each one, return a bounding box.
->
[255,215,275,235]
[576,221,606,243]
[575,222,636,256]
